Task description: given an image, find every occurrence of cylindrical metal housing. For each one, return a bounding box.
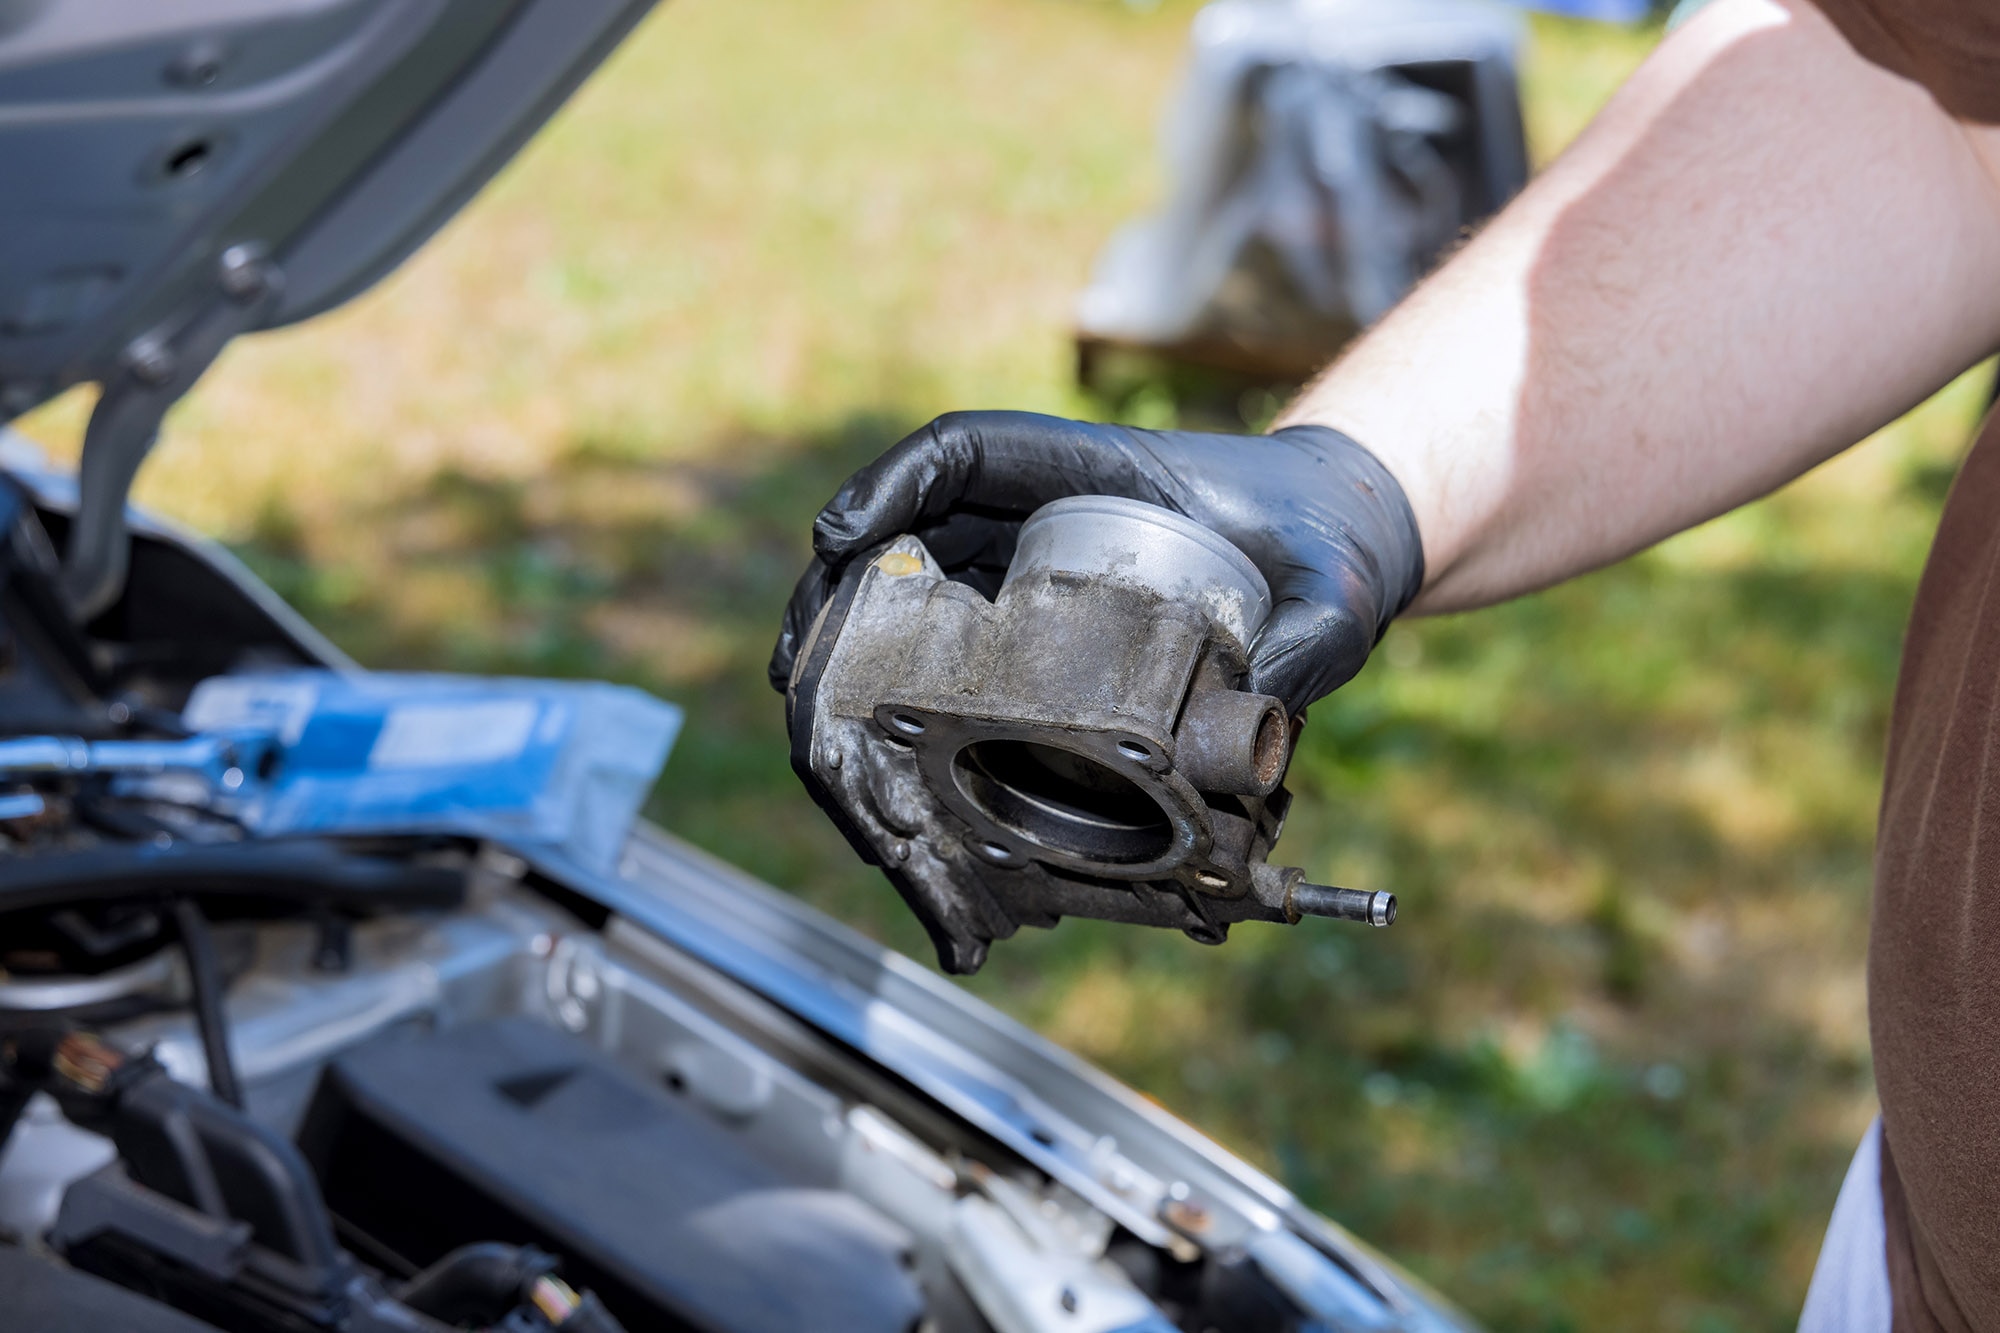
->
[1003,496,1272,647]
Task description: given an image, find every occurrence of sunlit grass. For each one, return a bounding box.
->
[11,5,1974,1329]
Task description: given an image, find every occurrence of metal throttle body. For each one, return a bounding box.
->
[786,495,1393,975]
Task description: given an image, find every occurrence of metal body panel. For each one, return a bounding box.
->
[544,829,1465,1329]
[0,0,658,413]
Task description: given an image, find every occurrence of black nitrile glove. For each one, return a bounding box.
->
[769,411,1427,715]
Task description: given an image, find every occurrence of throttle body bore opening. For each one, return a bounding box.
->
[953,739,1174,865]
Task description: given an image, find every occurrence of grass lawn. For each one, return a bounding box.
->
[15,3,1985,1328]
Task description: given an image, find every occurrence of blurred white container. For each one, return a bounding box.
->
[1076,0,1528,386]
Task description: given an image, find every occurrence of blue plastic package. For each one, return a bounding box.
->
[181,670,682,870]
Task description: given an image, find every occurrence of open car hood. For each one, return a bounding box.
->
[0,0,657,405]
[0,0,658,617]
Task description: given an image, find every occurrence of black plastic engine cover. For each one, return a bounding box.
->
[298,1017,924,1333]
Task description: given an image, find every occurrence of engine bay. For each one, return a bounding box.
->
[2,837,1354,1333]
[0,464,1427,1333]
[4,855,1171,1333]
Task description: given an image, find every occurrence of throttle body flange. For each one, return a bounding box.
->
[787,496,1392,974]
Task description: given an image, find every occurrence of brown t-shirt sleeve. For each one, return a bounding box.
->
[1807,0,2000,122]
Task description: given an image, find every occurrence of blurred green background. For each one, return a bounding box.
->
[15,3,1986,1328]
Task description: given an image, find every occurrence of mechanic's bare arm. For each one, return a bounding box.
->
[1278,0,2000,614]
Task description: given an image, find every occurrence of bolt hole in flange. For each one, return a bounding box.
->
[889,713,926,736]
[1115,740,1153,763]
[953,739,1174,865]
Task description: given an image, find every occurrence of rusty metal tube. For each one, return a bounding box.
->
[1172,688,1290,796]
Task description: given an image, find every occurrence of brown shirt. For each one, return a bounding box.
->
[1806,0,2000,1325]
[1875,434,2000,1331]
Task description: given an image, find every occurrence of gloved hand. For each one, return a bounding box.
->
[769,411,1427,715]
